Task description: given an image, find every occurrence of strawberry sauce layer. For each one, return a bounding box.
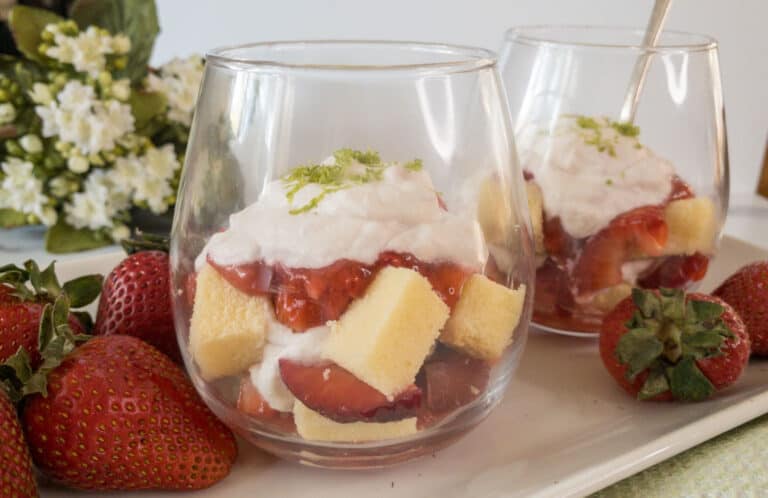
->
[209,251,472,331]
[533,175,709,333]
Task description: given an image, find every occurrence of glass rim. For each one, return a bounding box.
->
[205,40,497,73]
[503,25,718,53]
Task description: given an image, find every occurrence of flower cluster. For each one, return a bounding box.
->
[0,5,201,252]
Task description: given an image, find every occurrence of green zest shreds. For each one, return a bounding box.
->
[282,149,423,215]
[574,115,642,157]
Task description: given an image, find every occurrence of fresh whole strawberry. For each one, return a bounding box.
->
[95,235,180,362]
[600,288,750,401]
[713,261,768,355]
[0,261,101,369]
[0,390,38,498]
[18,335,237,491]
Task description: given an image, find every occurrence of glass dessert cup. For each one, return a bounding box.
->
[170,41,535,468]
[499,26,728,336]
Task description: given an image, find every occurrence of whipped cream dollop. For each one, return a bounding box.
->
[198,162,488,270]
[517,116,675,239]
[250,318,329,412]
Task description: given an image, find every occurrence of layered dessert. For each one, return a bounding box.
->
[515,116,718,332]
[187,149,526,442]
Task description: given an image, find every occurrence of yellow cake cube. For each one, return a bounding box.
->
[440,274,525,360]
[293,401,418,442]
[590,283,633,313]
[324,266,449,398]
[189,264,268,380]
[662,197,718,255]
[477,176,514,245]
[526,181,545,254]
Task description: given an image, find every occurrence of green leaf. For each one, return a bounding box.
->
[632,288,661,319]
[37,302,54,352]
[681,328,728,358]
[669,356,716,401]
[0,208,28,228]
[8,6,65,63]
[44,221,112,253]
[62,275,103,308]
[37,261,63,298]
[638,364,670,400]
[658,288,685,321]
[129,90,167,134]
[616,327,664,380]
[71,311,94,332]
[689,300,724,322]
[3,347,33,383]
[69,0,159,83]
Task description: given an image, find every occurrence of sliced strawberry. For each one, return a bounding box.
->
[237,378,296,433]
[542,216,579,262]
[667,175,695,202]
[572,206,667,296]
[378,252,471,309]
[421,347,490,414]
[278,359,421,423]
[637,253,709,289]
[208,257,274,296]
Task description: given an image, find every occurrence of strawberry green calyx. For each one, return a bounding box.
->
[120,231,170,255]
[615,288,733,401]
[0,260,102,403]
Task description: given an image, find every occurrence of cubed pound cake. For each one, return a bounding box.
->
[662,197,718,255]
[294,401,418,442]
[440,274,526,361]
[324,266,450,398]
[189,264,269,380]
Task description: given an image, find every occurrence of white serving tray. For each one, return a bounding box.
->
[37,235,768,498]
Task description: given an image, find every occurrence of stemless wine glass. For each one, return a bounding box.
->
[170,41,534,468]
[499,27,728,335]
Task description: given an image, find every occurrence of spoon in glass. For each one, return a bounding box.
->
[619,0,674,123]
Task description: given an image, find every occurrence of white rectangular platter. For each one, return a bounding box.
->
[35,235,768,498]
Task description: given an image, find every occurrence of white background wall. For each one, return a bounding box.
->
[153,0,768,196]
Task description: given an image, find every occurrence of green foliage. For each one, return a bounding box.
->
[44,220,112,253]
[7,6,65,63]
[69,0,160,83]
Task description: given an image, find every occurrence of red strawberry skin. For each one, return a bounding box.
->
[713,261,768,355]
[95,251,180,362]
[0,287,84,368]
[0,390,38,498]
[278,359,421,423]
[22,335,237,491]
[600,293,750,400]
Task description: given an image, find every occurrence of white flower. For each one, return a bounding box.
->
[0,158,51,223]
[132,174,173,214]
[146,56,204,126]
[67,155,89,173]
[39,207,58,226]
[111,79,131,101]
[0,103,15,124]
[110,155,142,195]
[36,81,134,155]
[19,134,43,154]
[110,224,130,241]
[46,26,117,77]
[48,176,71,197]
[28,83,53,105]
[64,169,130,230]
[143,144,180,180]
[112,35,131,54]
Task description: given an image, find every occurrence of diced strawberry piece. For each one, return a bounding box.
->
[278,359,421,423]
[377,252,472,309]
[237,378,296,433]
[421,347,490,414]
[543,216,580,262]
[637,253,710,289]
[667,175,695,202]
[437,193,447,211]
[572,206,668,296]
[208,257,274,296]
[274,289,324,332]
[523,170,534,181]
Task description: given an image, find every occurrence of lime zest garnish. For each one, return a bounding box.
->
[282,149,422,214]
[574,115,642,157]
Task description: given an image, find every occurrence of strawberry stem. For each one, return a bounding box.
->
[121,230,170,255]
[0,261,102,404]
[615,288,733,401]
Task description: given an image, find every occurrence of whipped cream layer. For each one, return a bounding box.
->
[517,116,675,239]
[199,164,488,270]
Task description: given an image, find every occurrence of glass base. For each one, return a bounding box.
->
[191,370,507,469]
[532,321,599,338]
